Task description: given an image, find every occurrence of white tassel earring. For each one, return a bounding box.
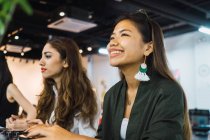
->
[134,56,150,81]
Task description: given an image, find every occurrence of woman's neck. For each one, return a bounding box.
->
[54,77,61,90]
[121,64,140,89]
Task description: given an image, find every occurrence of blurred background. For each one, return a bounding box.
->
[1,0,210,139]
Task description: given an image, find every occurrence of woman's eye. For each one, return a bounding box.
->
[110,36,114,40]
[121,33,130,37]
[45,55,51,59]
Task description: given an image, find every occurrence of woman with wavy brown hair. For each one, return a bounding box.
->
[33,37,100,137]
[7,37,100,137]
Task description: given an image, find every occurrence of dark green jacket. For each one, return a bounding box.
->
[96,73,185,140]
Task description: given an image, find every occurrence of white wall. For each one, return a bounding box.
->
[194,38,210,109]
[7,58,42,105]
[165,32,196,108]
[88,54,120,102]
[165,31,210,109]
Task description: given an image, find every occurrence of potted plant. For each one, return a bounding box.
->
[0,0,32,44]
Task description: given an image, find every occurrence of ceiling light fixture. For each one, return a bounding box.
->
[87,47,92,51]
[98,48,108,55]
[114,0,123,2]
[3,45,7,54]
[3,50,7,54]
[0,44,32,53]
[7,28,23,37]
[79,49,83,53]
[39,1,47,4]
[21,52,24,56]
[88,14,93,19]
[14,35,19,40]
[59,12,65,17]
[21,47,24,56]
[47,17,97,33]
[20,47,25,56]
[198,26,210,35]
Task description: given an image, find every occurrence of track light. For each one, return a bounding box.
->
[3,45,7,54]
[21,52,24,56]
[87,47,92,51]
[198,26,210,35]
[3,49,7,54]
[98,48,108,55]
[59,12,65,17]
[14,35,19,40]
[21,47,24,56]
[79,49,83,54]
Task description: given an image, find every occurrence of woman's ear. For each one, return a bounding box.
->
[144,41,153,56]
[63,60,69,68]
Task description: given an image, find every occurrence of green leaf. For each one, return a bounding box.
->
[16,0,33,15]
[2,1,12,13]
[0,19,5,35]
[0,1,15,23]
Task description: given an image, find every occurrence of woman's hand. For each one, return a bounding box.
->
[26,119,44,126]
[6,115,28,131]
[6,116,43,131]
[26,125,73,140]
[26,124,97,140]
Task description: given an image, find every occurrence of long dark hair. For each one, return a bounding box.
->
[0,52,13,96]
[115,10,191,140]
[36,37,98,130]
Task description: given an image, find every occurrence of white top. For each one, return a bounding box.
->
[48,85,101,137]
[120,118,129,140]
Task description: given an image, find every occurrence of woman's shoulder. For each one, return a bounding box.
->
[103,80,124,101]
[6,83,17,99]
[156,78,184,98]
[106,80,123,94]
[7,83,18,92]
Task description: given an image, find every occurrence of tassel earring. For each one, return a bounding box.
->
[134,56,150,81]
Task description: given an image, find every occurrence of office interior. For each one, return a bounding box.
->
[1,0,210,139]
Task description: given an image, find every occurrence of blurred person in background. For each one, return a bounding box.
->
[0,52,36,127]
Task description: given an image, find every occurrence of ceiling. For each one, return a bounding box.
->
[1,0,210,59]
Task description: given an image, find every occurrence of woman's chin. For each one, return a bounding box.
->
[110,63,119,67]
[42,75,50,79]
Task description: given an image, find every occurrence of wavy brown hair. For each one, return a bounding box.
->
[116,10,192,140]
[36,37,98,130]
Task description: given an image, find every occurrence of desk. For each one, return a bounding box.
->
[193,134,208,140]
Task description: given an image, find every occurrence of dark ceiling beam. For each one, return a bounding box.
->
[164,25,197,38]
[106,0,140,14]
[12,21,108,44]
[132,0,210,28]
[29,0,62,7]
[175,0,208,14]
[107,0,209,27]
[162,22,186,31]
[99,1,198,40]
[175,0,210,19]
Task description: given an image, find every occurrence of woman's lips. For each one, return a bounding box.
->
[41,68,47,73]
[109,50,124,58]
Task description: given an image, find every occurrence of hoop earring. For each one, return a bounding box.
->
[134,56,150,81]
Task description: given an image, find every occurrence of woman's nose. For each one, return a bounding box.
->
[109,39,119,47]
[39,58,45,66]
